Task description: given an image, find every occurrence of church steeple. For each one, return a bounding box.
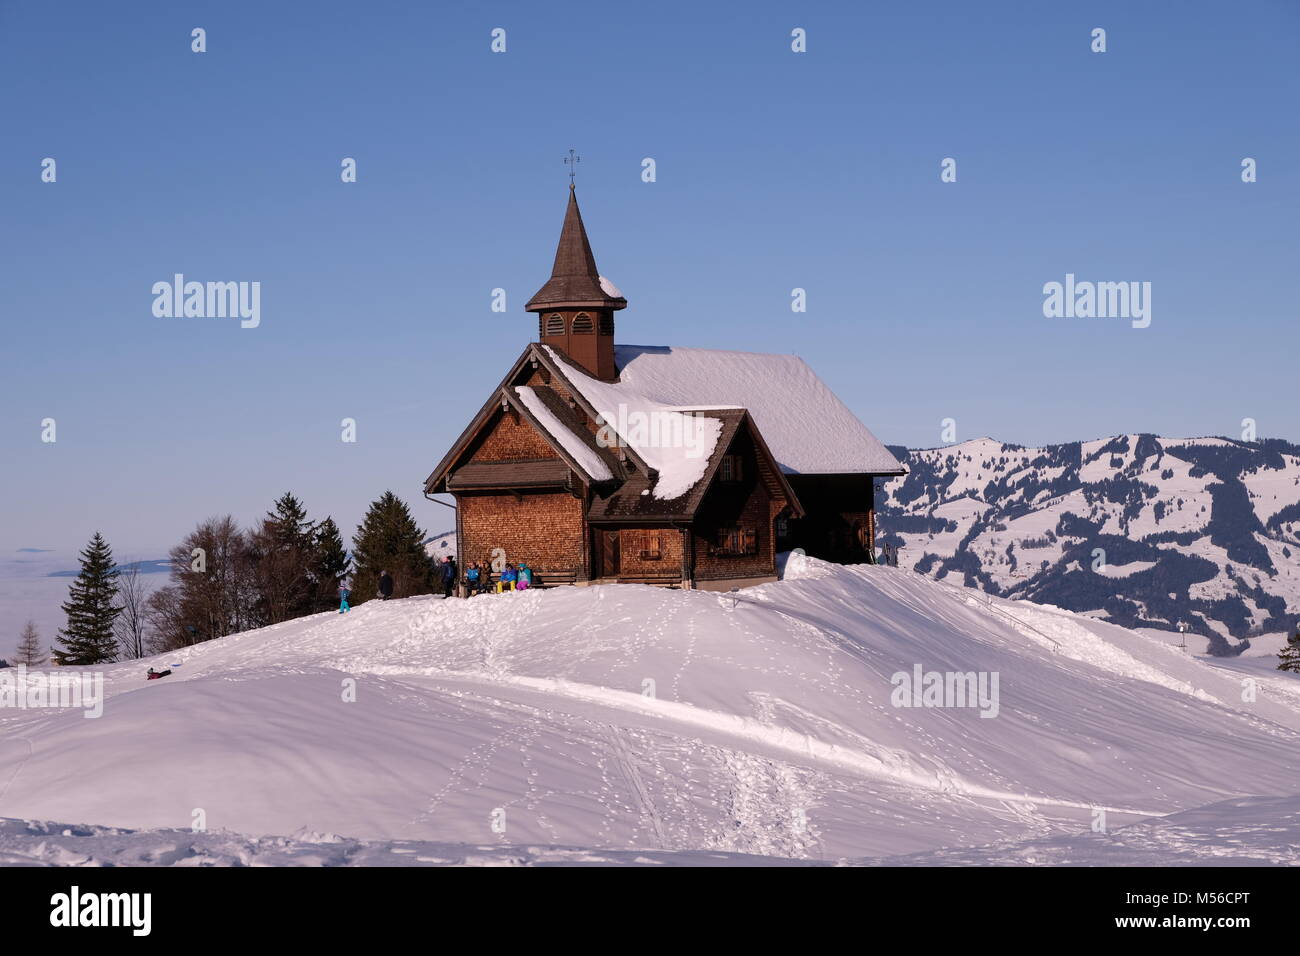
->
[527,186,625,381]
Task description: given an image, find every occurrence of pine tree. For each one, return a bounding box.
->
[351,491,434,604]
[1278,628,1300,673]
[53,532,122,665]
[310,516,351,612]
[251,492,318,624]
[267,492,316,551]
[14,619,48,667]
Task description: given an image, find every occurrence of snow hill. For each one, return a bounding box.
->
[2,557,1299,866]
[879,435,1300,652]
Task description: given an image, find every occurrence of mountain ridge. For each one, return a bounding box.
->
[877,433,1300,654]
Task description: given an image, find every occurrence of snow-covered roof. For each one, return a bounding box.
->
[594,345,903,475]
[514,386,614,482]
[537,352,724,499]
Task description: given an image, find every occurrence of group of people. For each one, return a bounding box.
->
[464,560,533,596]
[335,557,511,612]
[878,543,901,567]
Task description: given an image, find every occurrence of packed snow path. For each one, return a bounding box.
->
[2,557,1298,863]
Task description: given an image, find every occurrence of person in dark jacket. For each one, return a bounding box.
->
[440,556,457,598]
[378,570,394,600]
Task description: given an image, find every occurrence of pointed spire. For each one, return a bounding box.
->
[526,186,627,312]
[551,185,598,279]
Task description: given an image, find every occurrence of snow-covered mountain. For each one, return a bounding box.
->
[878,435,1300,653]
[422,531,457,563]
[3,557,1298,865]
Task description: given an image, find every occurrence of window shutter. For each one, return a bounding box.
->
[639,532,662,560]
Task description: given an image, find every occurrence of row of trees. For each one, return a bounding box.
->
[29,491,438,665]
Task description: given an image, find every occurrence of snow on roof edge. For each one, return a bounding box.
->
[514,385,613,482]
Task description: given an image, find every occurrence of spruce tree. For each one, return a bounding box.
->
[14,620,48,667]
[1278,628,1300,673]
[311,516,351,611]
[54,532,122,665]
[251,492,318,623]
[267,492,316,551]
[351,491,434,604]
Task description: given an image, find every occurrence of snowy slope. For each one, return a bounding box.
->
[6,794,1298,866]
[879,435,1300,648]
[3,558,1299,865]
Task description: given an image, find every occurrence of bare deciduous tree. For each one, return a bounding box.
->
[114,562,150,659]
[13,619,48,667]
[147,516,259,651]
[144,585,185,654]
[249,518,311,626]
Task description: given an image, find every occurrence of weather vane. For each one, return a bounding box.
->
[565,148,580,186]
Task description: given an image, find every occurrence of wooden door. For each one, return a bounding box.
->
[595,529,620,577]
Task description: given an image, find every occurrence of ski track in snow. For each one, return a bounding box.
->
[3,556,1299,865]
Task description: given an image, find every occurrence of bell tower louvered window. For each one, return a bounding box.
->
[544,313,566,336]
[598,314,614,335]
[572,312,594,333]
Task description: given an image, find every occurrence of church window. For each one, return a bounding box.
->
[598,314,614,335]
[544,313,566,336]
[572,312,594,333]
[719,454,743,482]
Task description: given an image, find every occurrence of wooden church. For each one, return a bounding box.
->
[424,186,904,590]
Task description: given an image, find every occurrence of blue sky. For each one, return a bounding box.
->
[2,0,1297,554]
